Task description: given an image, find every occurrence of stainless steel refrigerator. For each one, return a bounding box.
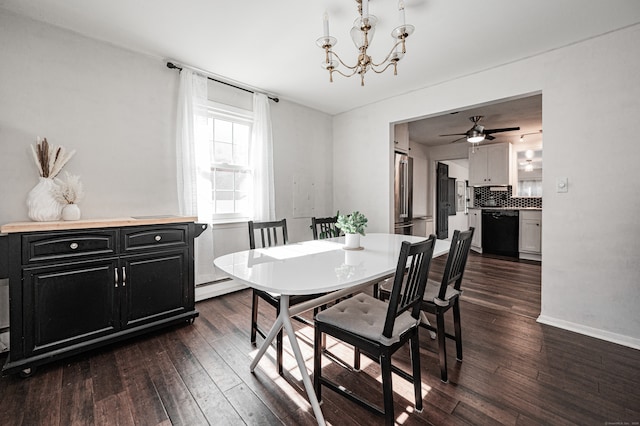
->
[394,152,413,235]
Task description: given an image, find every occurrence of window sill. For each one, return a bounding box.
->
[210,217,251,228]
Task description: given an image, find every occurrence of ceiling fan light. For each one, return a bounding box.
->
[467,129,485,143]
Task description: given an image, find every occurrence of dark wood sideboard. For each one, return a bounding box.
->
[0,216,206,376]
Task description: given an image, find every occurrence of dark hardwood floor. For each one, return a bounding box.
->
[1,252,639,425]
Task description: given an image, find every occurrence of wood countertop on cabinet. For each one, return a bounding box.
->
[0,215,198,234]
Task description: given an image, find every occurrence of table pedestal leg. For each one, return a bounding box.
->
[249,295,326,426]
[250,314,284,372]
[420,311,437,340]
[280,296,326,425]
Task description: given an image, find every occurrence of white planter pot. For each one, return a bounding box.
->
[62,203,81,221]
[26,177,63,222]
[344,233,360,249]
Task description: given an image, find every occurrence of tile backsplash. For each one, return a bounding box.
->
[473,186,542,208]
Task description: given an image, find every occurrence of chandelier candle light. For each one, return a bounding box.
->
[317,0,414,86]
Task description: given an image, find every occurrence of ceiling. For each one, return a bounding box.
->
[2,1,640,116]
[408,94,542,147]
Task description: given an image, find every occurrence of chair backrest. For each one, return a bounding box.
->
[248,219,288,249]
[437,227,474,299]
[382,235,437,339]
[311,216,341,240]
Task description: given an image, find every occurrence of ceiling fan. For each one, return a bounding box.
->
[440,115,520,143]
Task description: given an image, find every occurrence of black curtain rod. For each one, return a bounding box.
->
[166,62,279,103]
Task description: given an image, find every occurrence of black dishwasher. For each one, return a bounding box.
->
[482,209,519,258]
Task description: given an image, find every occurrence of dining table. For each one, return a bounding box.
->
[213,233,450,425]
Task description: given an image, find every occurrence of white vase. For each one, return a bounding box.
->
[62,203,81,221]
[344,233,360,249]
[26,177,63,221]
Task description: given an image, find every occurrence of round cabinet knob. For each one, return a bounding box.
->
[70,242,79,250]
[154,235,162,242]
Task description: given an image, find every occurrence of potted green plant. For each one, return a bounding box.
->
[336,211,368,249]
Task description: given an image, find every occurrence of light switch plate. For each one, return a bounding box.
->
[556,177,568,193]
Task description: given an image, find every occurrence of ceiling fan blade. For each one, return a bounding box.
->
[449,136,467,144]
[484,126,520,134]
[439,132,467,137]
[485,134,495,140]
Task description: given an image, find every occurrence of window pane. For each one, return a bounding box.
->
[233,123,250,165]
[214,142,232,164]
[215,190,234,214]
[518,180,543,197]
[236,170,250,192]
[215,119,232,143]
[215,170,234,190]
[235,191,248,214]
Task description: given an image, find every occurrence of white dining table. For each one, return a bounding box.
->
[213,233,450,425]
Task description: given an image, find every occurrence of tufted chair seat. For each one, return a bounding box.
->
[315,293,419,346]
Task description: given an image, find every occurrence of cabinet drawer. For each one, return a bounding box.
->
[23,231,117,264]
[121,225,188,252]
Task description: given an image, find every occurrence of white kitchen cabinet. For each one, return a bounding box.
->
[468,208,482,252]
[468,143,513,186]
[519,210,542,260]
[394,122,409,152]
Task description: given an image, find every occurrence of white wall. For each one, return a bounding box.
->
[0,11,179,222]
[271,100,334,242]
[334,24,640,348]
[0,11,334,299]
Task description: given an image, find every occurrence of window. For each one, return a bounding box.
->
[199,102,253,219]
[517,179,543,197]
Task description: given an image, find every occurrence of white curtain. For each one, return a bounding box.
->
[250,93,275,221]
[176,70,215,284]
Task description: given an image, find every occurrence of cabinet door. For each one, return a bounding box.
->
[520,219,542,253]
[23,259,119,356]
[468,209,482,249]
[120,248,189,328]
[394,122,409,152]
[486,144,511,185]
[468,146,488,186]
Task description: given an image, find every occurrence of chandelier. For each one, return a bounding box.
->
[316,0,414,86]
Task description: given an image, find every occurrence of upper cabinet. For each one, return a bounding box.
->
[468,143,513,186]
[394,122,409,152]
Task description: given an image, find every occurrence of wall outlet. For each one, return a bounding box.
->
[556,177,568,193]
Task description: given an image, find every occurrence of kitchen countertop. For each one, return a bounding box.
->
[0,215,198,233]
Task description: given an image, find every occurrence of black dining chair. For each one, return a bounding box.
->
[313,235,437,425]
[311,216,341,240]
[380,228,474,383]
[248,219,319,375]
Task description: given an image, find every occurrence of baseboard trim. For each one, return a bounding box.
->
[537,314,640,350]
[519,252,541,261]
[195,279,247,302]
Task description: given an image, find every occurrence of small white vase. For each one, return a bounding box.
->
[26,177,63,221]
[62,203,81,221]
[344,233,360,249]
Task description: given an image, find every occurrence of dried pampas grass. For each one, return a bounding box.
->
[53,172,84,204]
[30,137,76,178]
